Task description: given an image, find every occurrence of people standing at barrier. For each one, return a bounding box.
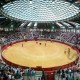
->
[41,70,46,80]
[31,69,36,80]
[23,67,30,80]
[23,67,36,80]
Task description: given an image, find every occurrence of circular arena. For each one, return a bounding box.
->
[1,40,79,69]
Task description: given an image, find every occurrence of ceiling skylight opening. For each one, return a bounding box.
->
[29,0,33,4]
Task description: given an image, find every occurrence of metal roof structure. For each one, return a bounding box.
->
[0,0,80,30]
[1,0,80,23]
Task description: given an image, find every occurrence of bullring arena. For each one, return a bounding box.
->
[1,40,79,68]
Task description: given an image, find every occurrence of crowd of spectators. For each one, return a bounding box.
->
[55,65,80,80]
[0,61,36,80]
[0,30,80,46]
[0,60,80,80]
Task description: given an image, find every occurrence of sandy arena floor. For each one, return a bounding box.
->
[2,40,78,68]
